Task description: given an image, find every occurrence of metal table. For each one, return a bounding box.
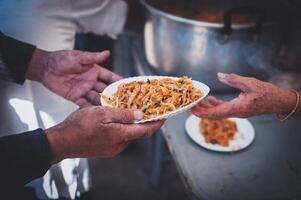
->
[162,112,301,200]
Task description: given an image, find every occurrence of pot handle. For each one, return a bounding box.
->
[223,6,266,36]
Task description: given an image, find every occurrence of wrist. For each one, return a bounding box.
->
[276,89,297,114]
[26,49,50,82]
[45,124,68,164]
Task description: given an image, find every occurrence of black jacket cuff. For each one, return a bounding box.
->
[0,32,36,84]
[0,129,52,188]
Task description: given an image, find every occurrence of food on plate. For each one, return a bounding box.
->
[200,118,238,146]
[102,76,202,119]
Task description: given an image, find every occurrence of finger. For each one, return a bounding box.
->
[86,90,101,105]
[191,102,235,120]
[93,82,107,93]
[75,98,93,108]
[101,108,144,124]
[76,64,95,73]
[123,120,164,141]
[67,82,92,102]
[195,100,213,109]
[96,65,123,83]
[78,50,111,65]
[217,73,252,92]
[207,96,225,106]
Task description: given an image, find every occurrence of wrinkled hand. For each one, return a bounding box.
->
[27,49,122,107]
[192,73,296,119]
[45,107,164,163]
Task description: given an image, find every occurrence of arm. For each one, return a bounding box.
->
[0,108,163,188]
[192,73,300,119]
[0,32,122,107]
[0,32,164,187]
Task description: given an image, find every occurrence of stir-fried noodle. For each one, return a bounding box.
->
[102,76,202,119]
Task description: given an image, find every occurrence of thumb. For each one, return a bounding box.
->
[207,96,225,106]
[192,101,236,119]
[217,73,252,92]
[102,108,144,124]
[79,50,111,65]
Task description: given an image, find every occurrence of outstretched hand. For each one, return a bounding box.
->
[27,49,122,107]
[192,73,296,119]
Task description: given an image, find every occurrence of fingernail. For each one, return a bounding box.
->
[134,111,144,120]
[97,50,110,56]
[218,72,227,79]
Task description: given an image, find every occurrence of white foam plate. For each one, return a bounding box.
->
[100,76,210,123]
[185,115,255,152]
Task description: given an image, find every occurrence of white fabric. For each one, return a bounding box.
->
[0,0,127,199]
[0,0,128,51]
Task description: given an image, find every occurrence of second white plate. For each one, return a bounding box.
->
[185,115,255,152]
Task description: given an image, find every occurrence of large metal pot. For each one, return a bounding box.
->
[141,0,282,91]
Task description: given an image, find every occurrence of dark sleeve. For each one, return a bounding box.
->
[0,32,36,84]
[0,129,52,189]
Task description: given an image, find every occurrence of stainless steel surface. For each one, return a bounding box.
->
[161,105,301,200]
[141,0,282,91]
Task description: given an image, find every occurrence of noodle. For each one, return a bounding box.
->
[200,119,237,147]
[102,76,202,119]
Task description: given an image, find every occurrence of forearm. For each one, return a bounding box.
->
[45,122,83,164]
[0,129,51,188]
[45,124,69,164]
[26,49,49,82]
[274,89,301,115]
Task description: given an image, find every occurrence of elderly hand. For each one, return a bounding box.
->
[45,107,164,163]
[192,73,298,119]
[26,49,122,107]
